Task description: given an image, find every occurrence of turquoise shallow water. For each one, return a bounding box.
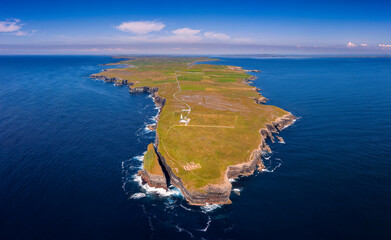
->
[0,56,390,239]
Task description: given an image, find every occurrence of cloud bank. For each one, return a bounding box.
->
[116,21,165,34]
[115,21,236,45]
[172,28,200,36]
[204,32,230,41]
[0,19,22,32]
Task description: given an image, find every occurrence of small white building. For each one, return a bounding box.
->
[179,114,190,125]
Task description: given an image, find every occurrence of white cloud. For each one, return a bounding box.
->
[378,44,391,48]
[347,42,357,47]
[204,32,230,41]
[172,28,200,36]
[0,19,36,36]
[0,19,23,33]
[14,30,36,36]
[116,21,165,34]
[159,27,202,42]
[14,31,26,36]
[114,22,249,44]
[360,43,368,47]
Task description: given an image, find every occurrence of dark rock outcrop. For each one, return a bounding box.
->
[272,113,297,131]
[151,92,166,109]
[129,86,159,94]
[245,69,262,73]
[137,170,167,189]
[266,123,278,133]
[91,74,121,82]
[242,75,257,84]
[147,124,157,131]
[90,74,132,86]
[276,136,285,144]
[254,96,268,104]
[259,113,297,153]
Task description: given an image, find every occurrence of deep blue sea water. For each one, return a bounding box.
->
[1,56,390,239]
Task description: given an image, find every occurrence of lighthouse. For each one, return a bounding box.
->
[179,113,190,125]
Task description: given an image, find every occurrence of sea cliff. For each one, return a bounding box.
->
[91,57,296,205]
[137,143,167,190]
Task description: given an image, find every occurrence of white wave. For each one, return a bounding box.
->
[201,204,221,213]
[123,152,183,202]
[197,215,212,232]
[180,204,196,212]
[144,125,153,133]
[262,162,282,173]
[149,114,159,122]
[130,193,146,199]
[121,153,146,194]
[133,154,145,162]
[229,178,236,183]
[121,155,144,177]
[133,174,182,198]
[232,188,242,196]
[140,204,154,231]
[164,198,178,211]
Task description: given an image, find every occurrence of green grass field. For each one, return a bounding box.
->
[95,57,288,192]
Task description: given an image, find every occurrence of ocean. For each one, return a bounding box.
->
[0,56,390,239]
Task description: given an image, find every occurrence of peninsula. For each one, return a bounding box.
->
[92,57,296,205]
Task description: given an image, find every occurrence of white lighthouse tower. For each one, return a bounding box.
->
[179,113,190,125]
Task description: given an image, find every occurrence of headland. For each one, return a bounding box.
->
[92,57,295,205]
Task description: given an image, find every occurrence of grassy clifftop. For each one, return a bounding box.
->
[94,57,289,197]
[143,143,163,176]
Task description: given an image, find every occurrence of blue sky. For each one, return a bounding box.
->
[1,0,391,54]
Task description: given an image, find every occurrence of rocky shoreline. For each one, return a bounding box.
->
[90,74,131,86]
[242,76,270,104]
[137,169,167,190]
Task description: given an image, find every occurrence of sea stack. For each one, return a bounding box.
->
[138,143,167,190]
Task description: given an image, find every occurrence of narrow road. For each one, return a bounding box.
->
[174,71,191,119]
